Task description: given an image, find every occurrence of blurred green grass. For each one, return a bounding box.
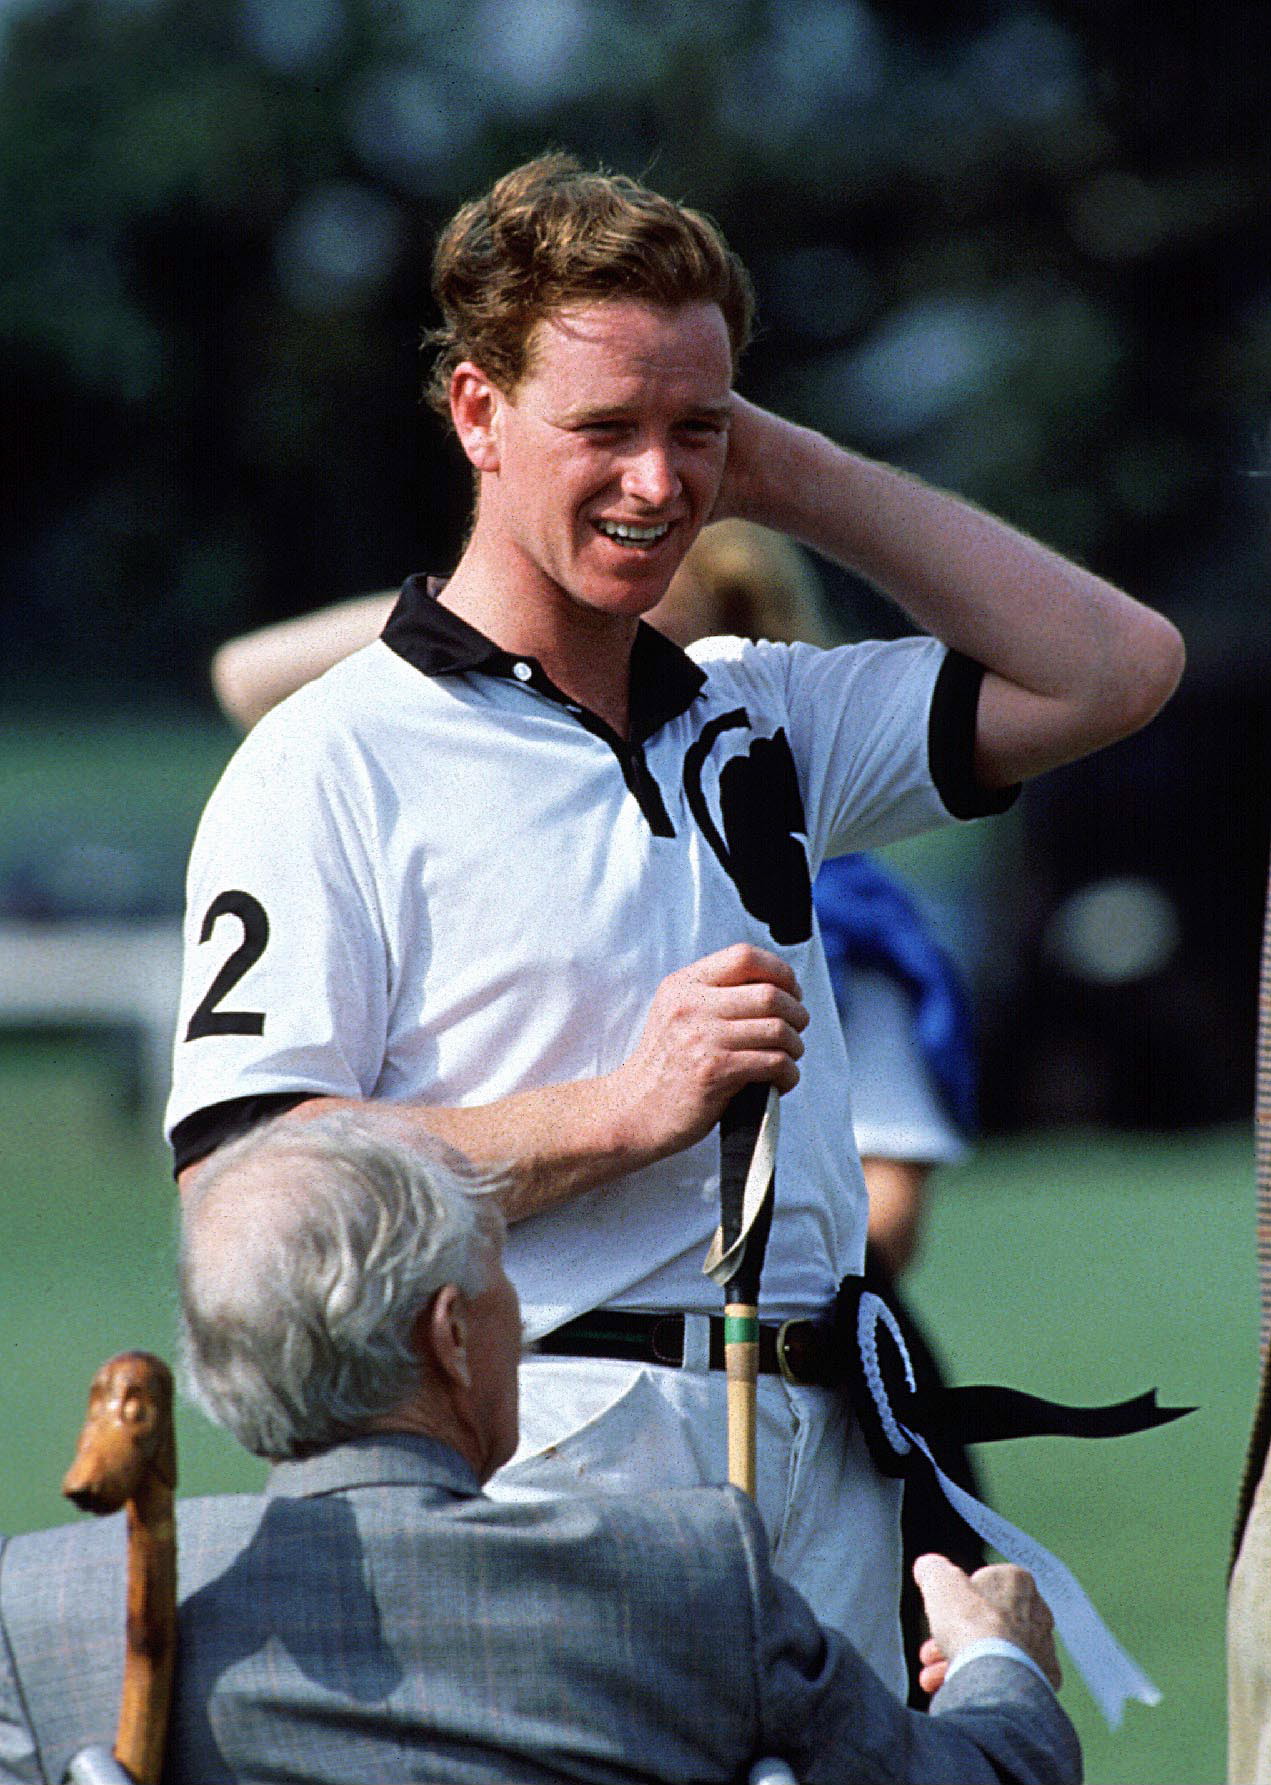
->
[911,1126,1257,1785]
[0,1036,266,1532]
[0,1034,1253,1783]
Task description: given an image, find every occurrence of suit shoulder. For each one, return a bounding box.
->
[554,1485,768,1599]
[0,1514,125,1578]
[584,1482,760,1542]
[497,1487,767,1661]
[472,1481,760,1558]
[1,1493,266,1582]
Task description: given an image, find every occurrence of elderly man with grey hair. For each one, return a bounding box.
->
[0,1117,1080,1784]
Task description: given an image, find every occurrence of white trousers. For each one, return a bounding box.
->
[489,1333,907,1698]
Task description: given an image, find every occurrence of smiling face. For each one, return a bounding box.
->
[453,299,734,630]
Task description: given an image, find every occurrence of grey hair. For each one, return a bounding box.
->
[178,1113,507,1460]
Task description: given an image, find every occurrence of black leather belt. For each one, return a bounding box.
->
[536,1309,834,1386]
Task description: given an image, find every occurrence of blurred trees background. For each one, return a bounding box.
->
[3,0,1269,1129]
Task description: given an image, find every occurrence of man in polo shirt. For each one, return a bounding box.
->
[167,152,1184,1694]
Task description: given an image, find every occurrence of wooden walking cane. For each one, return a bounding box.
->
[61,1352,178,1785]
[705,1080,778,1495]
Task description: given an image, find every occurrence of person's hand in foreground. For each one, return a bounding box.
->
[913,1553,1063,1697]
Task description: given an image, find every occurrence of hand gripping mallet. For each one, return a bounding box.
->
[705,1080,779,1495]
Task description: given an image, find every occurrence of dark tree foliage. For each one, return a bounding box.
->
[4,0,1267,687]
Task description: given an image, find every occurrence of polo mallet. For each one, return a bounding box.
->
[62,1352,178,1785]
[705,1080,779,1495]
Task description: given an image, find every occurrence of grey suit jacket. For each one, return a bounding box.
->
[0,1433,1080,1784]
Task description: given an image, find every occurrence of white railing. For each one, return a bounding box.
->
[0,921,181,1110]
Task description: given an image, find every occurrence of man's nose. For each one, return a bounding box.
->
[622,442,680,508]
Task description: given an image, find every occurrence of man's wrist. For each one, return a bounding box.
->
[587,1067,663,1176]
[944,1637,1057,1698]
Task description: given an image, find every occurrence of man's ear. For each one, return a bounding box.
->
[420,1284,472,1390]
[450,363,503,474]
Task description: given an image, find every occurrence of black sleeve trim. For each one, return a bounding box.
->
[170,1093,314,1176]
[927,649,1020,821]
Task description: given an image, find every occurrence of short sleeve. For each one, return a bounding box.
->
[739,634,956,865]
[926,651,1019,820]
[164,701,392,1150]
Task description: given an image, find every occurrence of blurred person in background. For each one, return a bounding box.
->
[168,153,1183,1697]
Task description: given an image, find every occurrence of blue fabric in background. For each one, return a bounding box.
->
[813,853,978,1137]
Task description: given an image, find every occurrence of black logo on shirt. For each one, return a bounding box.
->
[684,711,813,945]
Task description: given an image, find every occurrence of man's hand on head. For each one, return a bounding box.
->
[913,1555,1062,1698]
[706,397,792,532]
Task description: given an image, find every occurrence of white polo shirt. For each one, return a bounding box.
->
[168,577,1010,1338]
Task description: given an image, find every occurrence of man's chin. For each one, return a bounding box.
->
[564,579,675,626]
[582,530,692,598]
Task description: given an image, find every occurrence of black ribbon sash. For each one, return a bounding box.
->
[915,1383,1188,1447]
[831,1277,1194,1480]
[822,1278,1191,1725]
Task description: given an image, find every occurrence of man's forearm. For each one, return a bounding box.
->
[176,1079,654,1217]
[246,1074,664,1223]
[720,402,1185,784]
[176,944,807,1215]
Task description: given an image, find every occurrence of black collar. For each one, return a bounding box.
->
[381,573,706,745]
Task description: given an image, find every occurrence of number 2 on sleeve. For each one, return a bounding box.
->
[185,890,269,1040]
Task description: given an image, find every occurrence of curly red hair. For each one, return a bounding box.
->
[425,152,754,418]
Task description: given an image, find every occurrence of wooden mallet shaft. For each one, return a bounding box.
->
[724,1299,761,1495]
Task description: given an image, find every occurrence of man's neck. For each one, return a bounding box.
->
[440,541,639,737]
[362,1400,489,1483]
